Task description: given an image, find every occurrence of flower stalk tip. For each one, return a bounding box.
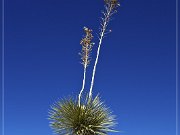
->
[80,27,94,68]
[104,0,120,8]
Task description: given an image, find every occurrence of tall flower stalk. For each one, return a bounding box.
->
[89,0,120,99]
[78,27,94,106]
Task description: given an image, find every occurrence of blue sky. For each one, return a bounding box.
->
[1,0,177,135]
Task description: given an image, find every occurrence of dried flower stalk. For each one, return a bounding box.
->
[89,0,120,99]
[78,27,94,106]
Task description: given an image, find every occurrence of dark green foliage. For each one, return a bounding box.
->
[49,95,117,135]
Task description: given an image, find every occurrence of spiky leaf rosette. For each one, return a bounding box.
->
[49,95,117,135]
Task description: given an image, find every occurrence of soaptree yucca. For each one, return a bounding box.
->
[49,95,116,135]
[49,0,120,134]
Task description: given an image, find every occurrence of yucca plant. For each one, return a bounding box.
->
[49,95,116,135]
[49,0,120,134]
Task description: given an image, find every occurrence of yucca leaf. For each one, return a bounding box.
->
[49,94,117,135]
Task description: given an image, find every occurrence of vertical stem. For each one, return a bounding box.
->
[89,5,113,99]
[78,67,87,106]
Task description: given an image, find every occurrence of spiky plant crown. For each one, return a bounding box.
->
[49,95,117,135]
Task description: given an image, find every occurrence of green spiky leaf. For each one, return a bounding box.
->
[49,95,117,135]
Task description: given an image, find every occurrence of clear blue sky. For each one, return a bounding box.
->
[1,0,177,135]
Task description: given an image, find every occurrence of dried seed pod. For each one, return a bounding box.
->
[104,0,120,8]
[80,27,94,67]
